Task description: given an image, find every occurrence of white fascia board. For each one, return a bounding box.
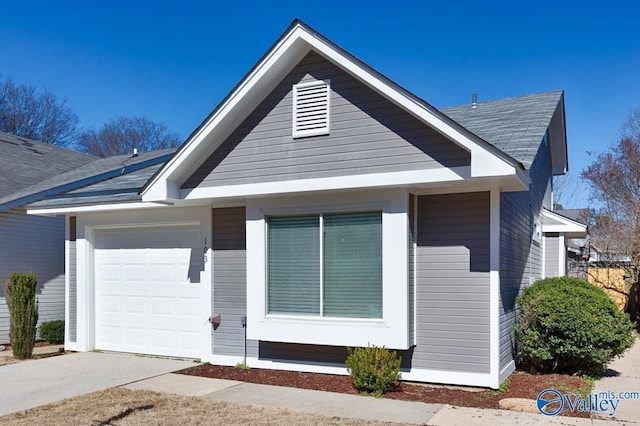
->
[542,209,587,234]
[27,202,166,216]
[144,23,518,203]
[143,29,309,202]
[182,166,527,201]
[183,167,470,200]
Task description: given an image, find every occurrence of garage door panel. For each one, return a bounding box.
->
[180,298,200,316]
[124,327,147,345]
[150,265,176,283]
[124,296,147,314]
[124,264,147,282]
[151,297,175,315]
[180,332,200,350]
[98,325,121,344]
[95,225,203,358]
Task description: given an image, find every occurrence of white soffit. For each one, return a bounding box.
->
[542,209,587,235]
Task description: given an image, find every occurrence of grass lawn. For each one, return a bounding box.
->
[0,388,402,426]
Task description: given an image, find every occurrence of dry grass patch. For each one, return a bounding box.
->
[0,388,402,426]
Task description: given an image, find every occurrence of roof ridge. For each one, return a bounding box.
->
[440,90,564,110]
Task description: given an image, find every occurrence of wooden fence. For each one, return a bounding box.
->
[587,267,627,310]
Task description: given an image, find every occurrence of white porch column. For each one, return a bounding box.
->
[489,188,501,389]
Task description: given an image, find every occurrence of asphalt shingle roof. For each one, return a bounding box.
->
[555,208,590,226]
[0,131,95,199]
[1,149,175,210]
[440,90,563,169]
[28,161,166,208]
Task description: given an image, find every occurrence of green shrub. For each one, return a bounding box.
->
[515,276,635,375]
[39,320,65,344]
[2,272,39,359]
[345,344,401,396]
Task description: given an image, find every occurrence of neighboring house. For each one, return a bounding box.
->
[0,131,95,344]
[555,208,591,263]
[27,20,580,388]
[542,208,589,278]
[1,148,176,344]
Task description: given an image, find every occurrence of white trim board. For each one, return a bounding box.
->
[205,354,497,388]
[489,188,501,389]
[245,188,410,349]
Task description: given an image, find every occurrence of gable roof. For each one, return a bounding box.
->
[0,131,95,202]
[441,91,566,171]
[141,19,529,202]
[1,149,174,212]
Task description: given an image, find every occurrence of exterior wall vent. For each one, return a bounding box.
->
[292,79,330,138]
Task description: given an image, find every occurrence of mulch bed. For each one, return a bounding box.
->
[178,365,591,418]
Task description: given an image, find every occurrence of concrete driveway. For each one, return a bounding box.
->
[0,351,194,416]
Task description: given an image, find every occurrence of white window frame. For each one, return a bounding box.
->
[246,189,410,350]
[292,79,331,138]
[266,211,383,319]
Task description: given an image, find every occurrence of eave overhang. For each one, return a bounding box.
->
[542,209,588,238]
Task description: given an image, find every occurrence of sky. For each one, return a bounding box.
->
[1,1,639,208]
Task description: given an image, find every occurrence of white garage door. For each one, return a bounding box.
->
[94,225,203,358]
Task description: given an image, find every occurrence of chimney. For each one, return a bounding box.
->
[132,148,138,157]
[471,93,478,109]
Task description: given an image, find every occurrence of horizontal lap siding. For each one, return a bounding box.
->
[212,207,257,357]
[0,208,65,343]
[182,51,470,189]
[499,191,531,369]
[415,193,491,373]
[499,140,550,370]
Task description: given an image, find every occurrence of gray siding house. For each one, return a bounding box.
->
[27,21,585,388]
[1,149,175,345]
[0,132,95,343]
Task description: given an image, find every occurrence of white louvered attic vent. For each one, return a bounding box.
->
[292,79,330,138]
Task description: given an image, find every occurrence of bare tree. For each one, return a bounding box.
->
[552,172,586,210]
[582,107,640,322]
[77,116,182,157]
[0,76,80,146]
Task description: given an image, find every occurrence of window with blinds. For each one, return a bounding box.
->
[267,211,382,319]
[292,80,330,138]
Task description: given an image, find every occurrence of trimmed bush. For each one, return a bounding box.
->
[2,272,39,359]
[515,276,635,375]
[346,344,401,396]
[39,320,65,344]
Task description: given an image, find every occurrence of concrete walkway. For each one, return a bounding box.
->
[593,338,640,423]
[0,351,194,416]
[125,372,624,425]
